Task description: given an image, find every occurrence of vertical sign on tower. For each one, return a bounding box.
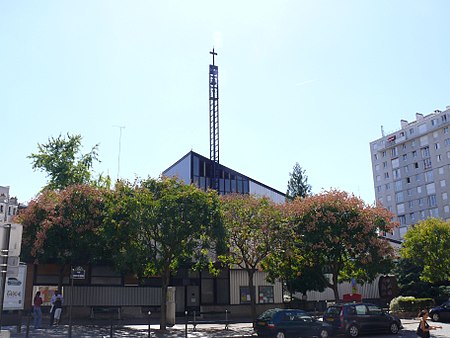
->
[209,48,219,191]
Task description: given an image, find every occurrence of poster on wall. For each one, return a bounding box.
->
[4,263,27,310]
[32,285,59,306]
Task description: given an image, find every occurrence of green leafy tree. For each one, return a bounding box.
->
[29,133,102,191]
[400,218,450,283]
[219,194,282,324]
[286,162,312,201]
[17,184,109,290]
[107,177,224,330]
[286,190,396,300]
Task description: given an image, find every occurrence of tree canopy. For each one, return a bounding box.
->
[219,193,282,323]
[106,177,224,329]
[28,133,102,191]
[286,162,312,201]
[400,218,450,283]
[284,190,397,300]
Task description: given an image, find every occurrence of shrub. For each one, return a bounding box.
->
[390,296,434,315]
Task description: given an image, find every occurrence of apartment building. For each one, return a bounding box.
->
[0,185,19,223]
[370,106,450,241]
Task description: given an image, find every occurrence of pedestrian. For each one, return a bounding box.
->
[33,291,43,329]
[53,294,63,325]
[49,290,57,326]
[417,309,442,337]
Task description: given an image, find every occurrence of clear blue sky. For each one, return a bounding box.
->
[1,1,450,205]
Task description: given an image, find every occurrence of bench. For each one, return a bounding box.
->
[90,306,121,320]
[188,310,231,331]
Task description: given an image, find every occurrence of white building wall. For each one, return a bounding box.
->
[249,181,285,204]
[162,155,191,185]
[230,269,283,305]
[304,275,381,301]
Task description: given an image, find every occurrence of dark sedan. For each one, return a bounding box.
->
[430,301,450,322]
[255,308,332,338]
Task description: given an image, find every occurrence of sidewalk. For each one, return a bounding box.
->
[3,322,256,338]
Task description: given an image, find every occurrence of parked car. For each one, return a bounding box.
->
[323,302,402,337]
[255,308,332,338]
[429,301,450,322]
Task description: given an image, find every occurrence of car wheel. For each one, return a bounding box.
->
[389,322,399,334]
[348,324,359,337]
[431,313,440,322]
[276,331,286,338]
[319,329,329,338]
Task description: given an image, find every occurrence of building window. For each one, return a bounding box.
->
[385,183,390,190]
[375,164,380,171]
[374,153,379,160]
[443,192,448,200]
[406,177,411,184]
[444,126,449,134]
[439,167,445,175]
[408,200,414,208]
[435,143,440,150]
[445,206,450,213]
[425,171,433,182]
[421,146,430,157]
[394,180,403,191]
[376,186,382,193]
[430,208,439,217]
[398,215,406,225]
[396,192,404,203]
[428,194,437,207]
[410,212,416,222]
[382,151,386,158]
[397,203,405,214]
[383,161,388,168]
[258,286,274,304]
[431,119,437,126]
[418,198,424,207]
[413,151,417,158]
[407,189,412,196]
[393,169,401,179]
[437,154,442,162]
[414,162,419,169]
[391,147,398,156]
[423,158,432,170]
[384,172,390,179]
[417,186,422,194]
[441,180,446,188]
[410,128,415,135]
[403,154,408,161]
[387,195,392,202]
[443,115,448,122]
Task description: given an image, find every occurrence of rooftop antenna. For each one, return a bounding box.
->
[113,125,125,180]
[381,125,385,137]
[209,48,219,191]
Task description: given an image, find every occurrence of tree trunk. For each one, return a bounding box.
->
[247,269,257,326]
[160,269,170,331]
[331,273,340,301]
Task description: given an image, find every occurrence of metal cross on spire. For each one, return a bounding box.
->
[210,48,217,66]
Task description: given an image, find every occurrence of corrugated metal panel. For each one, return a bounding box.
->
[304,276,381,301]
[230,270,282,305]
[63,286,161,306]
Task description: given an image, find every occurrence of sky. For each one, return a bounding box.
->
[1,0,450,205]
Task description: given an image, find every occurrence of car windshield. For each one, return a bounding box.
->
[325,306,341,315]
[257,308,279,320]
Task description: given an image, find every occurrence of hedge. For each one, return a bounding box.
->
[389,296,435,315]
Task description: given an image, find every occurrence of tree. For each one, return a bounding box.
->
[286,190,396,301]
[107,177,224,330]
[286,162,311,201]
[219,194,282,324]
[28,133,101,191]
[17,184,109,290]
[400,218,450,283]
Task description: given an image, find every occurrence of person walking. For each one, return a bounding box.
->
[417,309,442,337]
[33,291,43,329]
[53,293,63,325]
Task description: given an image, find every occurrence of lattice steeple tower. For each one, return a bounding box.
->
[209,48,219,164]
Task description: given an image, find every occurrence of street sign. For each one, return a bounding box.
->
[0,224,23,257]
[71,266,85,280]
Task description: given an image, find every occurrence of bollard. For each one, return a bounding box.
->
[110,322,113,338]
[147,311,151,338]
[25,312,31,338]
[184,310,188,338]
[225,309,229,330]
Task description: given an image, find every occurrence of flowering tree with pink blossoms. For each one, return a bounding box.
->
[285,190,397,301]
